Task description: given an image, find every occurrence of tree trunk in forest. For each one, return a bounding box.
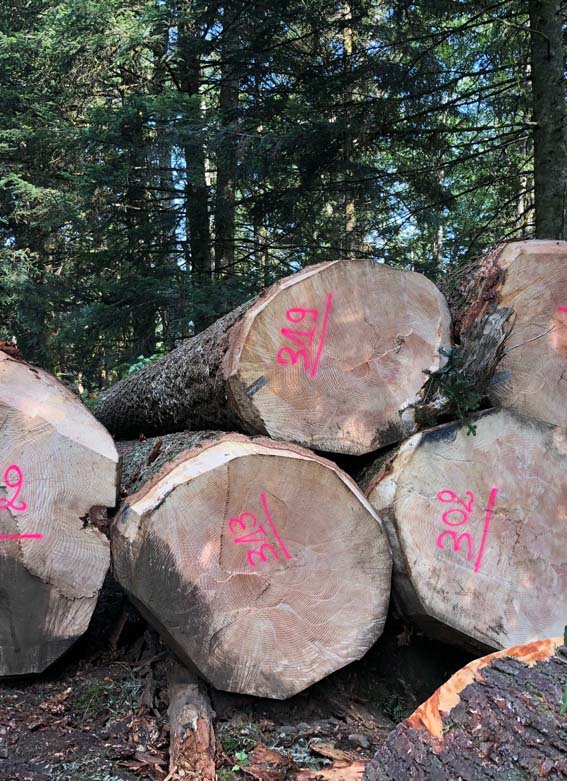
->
[528,0,567,239]
[450,239,567,429]
[365,637,566,780]
[177,15,212,331]
[112,431,391,699]
[167,660,216,780]
[363,408,567,652]
[95,259,451,454]
[214,2,241,275]
[0,349,118,676]
[343,2,356,256]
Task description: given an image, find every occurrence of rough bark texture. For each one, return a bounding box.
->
[448,240,567,429]
[400,307,513,438]
[167,660,216,781]
[0,350,119,676]
[97,259,451,455]
[529,0,567,239]
[365,637,566,780]
[365,408,567,652]
[96,302,252,439]
[112,432,391,698]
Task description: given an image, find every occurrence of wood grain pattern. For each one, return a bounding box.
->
[96,260,451,454]
[0,351,119,675]
[365,408,567,651]
[113,432,392,698]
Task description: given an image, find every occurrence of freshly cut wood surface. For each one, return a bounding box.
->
[0,350,119,676]
[454,239,567,428]
[112,432,392,698]
[96,260,451,454]
[365,637,566,780]
[365,408,567,651]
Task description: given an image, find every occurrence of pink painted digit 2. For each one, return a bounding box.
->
[0,465,27,512]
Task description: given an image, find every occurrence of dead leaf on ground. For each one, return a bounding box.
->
[295,760,367,781]
[309,741,355,762]
[241,742,295,781]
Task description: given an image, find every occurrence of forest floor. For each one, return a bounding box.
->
[0,577,472,781]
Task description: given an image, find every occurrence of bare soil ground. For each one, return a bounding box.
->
[0,576,472,781]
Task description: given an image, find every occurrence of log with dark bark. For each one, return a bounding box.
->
[400,307,513,437]
[365,636,566,780]
[95,260,451,455]
[167,660,216,781]
[112,431,392,698]
[0,350,119,675]
[364,408,567,652]
[450,240,567,429]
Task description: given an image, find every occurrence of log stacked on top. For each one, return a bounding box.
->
[95,259,452,455]
[113,431,392,698]
[0,350,119,676]
[453,239,567,428]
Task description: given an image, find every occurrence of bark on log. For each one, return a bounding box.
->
[450,239,567,429]
[0,350,119,675]
[112,431,392,698]
[167,660,216,781]
[95,260,451,454]
[365,636,566,780]
[364,408,567,652]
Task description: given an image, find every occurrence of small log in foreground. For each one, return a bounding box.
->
[365,636,566,780]
[96,259,451,454]
[0,350,119,675]
[452,239,567,429]
[113,432,391,698]
[167,661,215,781]
[364,408,567,651]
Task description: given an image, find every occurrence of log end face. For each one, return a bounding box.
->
[366,410,567,652]
[225,260,452,454]
[113,435,392,697]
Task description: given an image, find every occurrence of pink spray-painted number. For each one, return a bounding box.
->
[0,464,42,541]
[276,292,333,377]
[435,487,498,573]
[228,493,292,569]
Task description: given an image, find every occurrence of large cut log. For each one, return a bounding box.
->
[365,636,566,780]
[363,408,567,651]
[95,260,451,454]
[0,350,119,675]
[112,431,392,698]
[452,239,567,428]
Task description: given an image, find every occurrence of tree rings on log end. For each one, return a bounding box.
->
[224,259,451,455]
[459,240,567,429]
[112,433,392,698]
[0,351,119,676]
[366,408,567,651]
[364,637,566,780]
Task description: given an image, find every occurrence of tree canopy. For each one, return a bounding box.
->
[1,0,565,390]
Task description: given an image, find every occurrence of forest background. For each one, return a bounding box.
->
[1,0,565,396]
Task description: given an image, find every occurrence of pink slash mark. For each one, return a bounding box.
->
[260,492,292,560]
[310,292,333,377]
[557,306,567,314]
[0,534,43,541]
[473,487,498,573]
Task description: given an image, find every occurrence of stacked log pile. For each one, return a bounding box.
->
[2,241,567,776]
